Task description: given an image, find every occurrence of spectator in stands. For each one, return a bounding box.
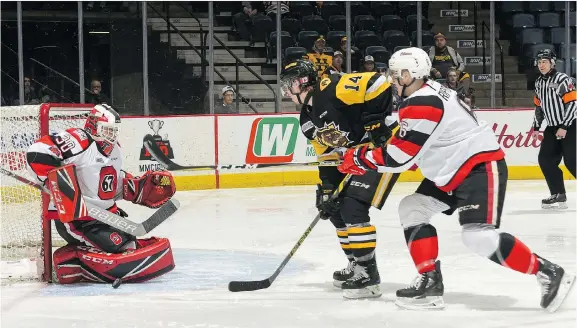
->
[12,76,40,105]
[263,1,290,21]
[429,33,471,96]
[339,36,360,72]
[443,67,475,107]
[232,2,264,42]
[87,79,111,105]
[322,51,344,78]
[313,1,323,16]
[214,86,239,114]
[360,55,377,73]
[307,36,333,78]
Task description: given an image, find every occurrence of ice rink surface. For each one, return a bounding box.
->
[1,180,576,328]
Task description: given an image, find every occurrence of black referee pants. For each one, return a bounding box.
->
[538,122,576,195]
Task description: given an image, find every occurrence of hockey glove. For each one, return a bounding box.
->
[316,183,340,220]
[362,113,392,147]
[338,145,382,175]
[123,171,176,208]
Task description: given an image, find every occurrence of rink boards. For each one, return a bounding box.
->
[117,108,573,190]
[1,107,573,191]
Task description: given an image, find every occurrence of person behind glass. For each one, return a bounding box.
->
[339,36,360,72]
[87,79,111,105]
[443,67,474,107]
[321,51,344,79]
[214,86,239,114]
[429,33,470,96]
[307,36,332,78]
[12,76,40,105]
[232,2,263,43]
[360,56,377,73]
[531,49,576,209]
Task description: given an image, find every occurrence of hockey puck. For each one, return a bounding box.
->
[112,278,122,289]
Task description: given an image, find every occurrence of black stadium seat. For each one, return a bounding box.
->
[329,15,346,31]
[538,12,561,28]
[290,2,314,20]
[268,31,295,62]
[251,15,274,42]
[281,18,302,40]
[319,2,342,22]
[380,15,405,33]
[528,2,550,13]
[284,47,308,63]
[354,30,381,51]
[297,30,319,51]
[302,15,328,35]
[354,15,378,32]
[365,46,390,64]
[326,30,346,50]
[383,30,409,51]
[371,2,395,19]
[512,13,536,28]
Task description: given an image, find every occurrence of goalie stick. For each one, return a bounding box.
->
[0,167,180,237]
[143,134,341,171]
[228,174,352,292]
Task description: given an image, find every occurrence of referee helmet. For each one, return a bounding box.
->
[535,49,557,67]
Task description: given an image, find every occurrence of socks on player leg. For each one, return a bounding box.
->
[347,224,377,262]
[404,224,439,274]
[489,232,541,274]
[336,228,354,260]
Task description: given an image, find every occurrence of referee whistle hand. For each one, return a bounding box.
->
[555,128,567,139]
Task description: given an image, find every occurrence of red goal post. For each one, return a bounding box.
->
[1,103,94,282]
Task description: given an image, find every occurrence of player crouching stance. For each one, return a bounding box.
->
[338,48,575,311]
[26,104,176,284]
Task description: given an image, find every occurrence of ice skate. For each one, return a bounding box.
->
[541,194,568,209]
[342,258,381,299]
[395,260,445,310]
[333,260,356,288]
[535,254,576,312]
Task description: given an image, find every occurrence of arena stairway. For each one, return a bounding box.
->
[428,2,534,108]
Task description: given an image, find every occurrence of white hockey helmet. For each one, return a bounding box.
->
[84,104,121,156]
[388,47,432,80]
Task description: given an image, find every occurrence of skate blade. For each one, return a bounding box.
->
[343,284,382,299]
[546,272,575,313]
[395,296,446,310]
[542,202,568,210]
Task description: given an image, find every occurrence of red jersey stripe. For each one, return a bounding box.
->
[399,105,443,123]
[389,136,422,156]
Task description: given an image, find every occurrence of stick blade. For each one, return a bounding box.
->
[141,198,181,234]
[228,279,271,292]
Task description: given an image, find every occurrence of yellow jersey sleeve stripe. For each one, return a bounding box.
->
[365,75,391,101]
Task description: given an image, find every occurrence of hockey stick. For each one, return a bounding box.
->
[143,134,341,171]
[228,174,353,292]
[0,168,180,237]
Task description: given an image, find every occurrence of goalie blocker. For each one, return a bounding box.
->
[45,164,176,284]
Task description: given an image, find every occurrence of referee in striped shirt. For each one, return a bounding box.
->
[532,49,576,209]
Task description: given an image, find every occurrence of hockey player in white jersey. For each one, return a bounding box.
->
[26,104,177,284]
[338,47,575,311]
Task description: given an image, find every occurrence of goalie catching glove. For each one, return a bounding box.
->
[123,171,176,208]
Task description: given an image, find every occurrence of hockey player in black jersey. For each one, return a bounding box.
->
[280,59,399,299]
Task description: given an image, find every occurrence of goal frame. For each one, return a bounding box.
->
[38,103,95,282]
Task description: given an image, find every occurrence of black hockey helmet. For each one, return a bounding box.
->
[535,49,557,66]
[280,59,318,96]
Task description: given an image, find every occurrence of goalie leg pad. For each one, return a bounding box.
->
[46,164,87,223]
[53,238,175,284]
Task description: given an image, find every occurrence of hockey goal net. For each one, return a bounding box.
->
[1,103,93,283]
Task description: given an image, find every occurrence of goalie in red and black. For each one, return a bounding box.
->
[26,104,177,284]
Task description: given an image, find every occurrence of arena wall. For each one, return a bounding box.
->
[117,108,573,190]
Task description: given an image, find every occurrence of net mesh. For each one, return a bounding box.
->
[1,104,91,282]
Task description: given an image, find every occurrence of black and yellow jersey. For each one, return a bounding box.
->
[299,72,397,157]
[307,52,333,78]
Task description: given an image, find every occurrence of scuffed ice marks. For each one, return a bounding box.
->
[39,249,312,297]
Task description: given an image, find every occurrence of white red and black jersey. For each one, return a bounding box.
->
[368,80,505,192]
[26,128,124,212]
